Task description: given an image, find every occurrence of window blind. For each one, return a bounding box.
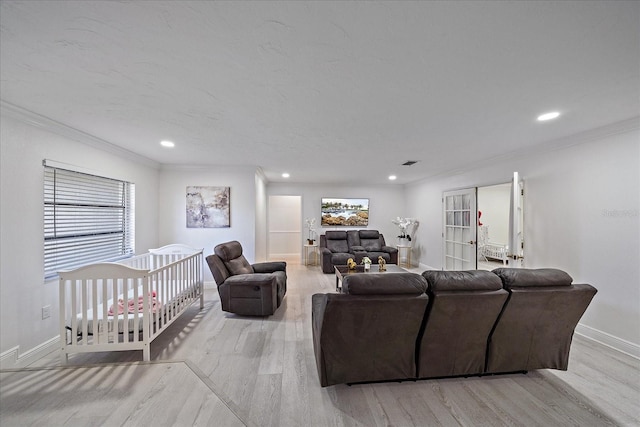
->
[44,164,135,279]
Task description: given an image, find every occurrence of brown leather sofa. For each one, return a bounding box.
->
[311,268,596,387]
[206,241,287,316]
[319,230,398,273]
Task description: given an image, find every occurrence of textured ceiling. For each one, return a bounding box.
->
[1,1,638,184]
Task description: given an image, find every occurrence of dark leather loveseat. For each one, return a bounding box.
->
[206,240,287,316]
[319,230,398,273]
[311,268,596,387]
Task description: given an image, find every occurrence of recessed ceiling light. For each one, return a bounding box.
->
[537,111,560,121]
[388,175,397,180]
[282,173,290,178]
[160,140,175,148]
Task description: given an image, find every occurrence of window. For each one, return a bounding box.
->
[44,162,135,279]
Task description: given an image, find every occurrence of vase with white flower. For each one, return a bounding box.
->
[392,217,418,246]
[305,218,317,245]
[361,256,372,271]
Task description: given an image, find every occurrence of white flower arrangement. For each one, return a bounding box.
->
[305,217,316,243]
[361,256,372,265]
[392,217,418,241]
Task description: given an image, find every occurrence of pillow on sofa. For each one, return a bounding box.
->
[342,273,427,295]
[492,268,573,289]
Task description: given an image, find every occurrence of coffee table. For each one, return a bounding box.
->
[334,264,407,292]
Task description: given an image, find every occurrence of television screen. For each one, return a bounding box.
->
[321,198,369,226]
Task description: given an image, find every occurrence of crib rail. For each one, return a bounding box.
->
[147,250,204,341]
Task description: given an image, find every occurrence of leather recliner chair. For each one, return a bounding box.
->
[206,240,287,316]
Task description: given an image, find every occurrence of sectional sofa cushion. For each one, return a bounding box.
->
[422,270,503,291]
[358,230,383,251]
[342,273,427,295]
[492,268,573,288]
[419,270,508,378]
[325,231,350,253]
[486,268,596,373]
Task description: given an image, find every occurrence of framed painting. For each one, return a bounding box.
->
[321,197,369,226]
[186,186,230,228]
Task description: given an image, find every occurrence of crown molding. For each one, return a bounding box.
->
[159,163,260,173]
[255,167,269,183]
[1,100,160,169]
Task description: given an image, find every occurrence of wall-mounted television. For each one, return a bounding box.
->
[321,198,369,226]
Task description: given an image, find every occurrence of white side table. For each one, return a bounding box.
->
[397,245,412,268]
[304,244,319,266]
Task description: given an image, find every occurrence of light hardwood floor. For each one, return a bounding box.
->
[1,263,639,426]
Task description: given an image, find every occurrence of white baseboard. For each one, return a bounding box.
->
[0,336,60,370]
[268,253,300,263]
[575,323,640,359]
[418,263,438,271]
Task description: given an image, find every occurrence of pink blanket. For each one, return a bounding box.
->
[108,291,162,316]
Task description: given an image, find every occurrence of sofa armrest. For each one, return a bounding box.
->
[252,261,287,273]
[311,294,330,386]
[382,246,399,264]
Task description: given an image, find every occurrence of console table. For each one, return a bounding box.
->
[304,243,318,266]
[396,245,412,268]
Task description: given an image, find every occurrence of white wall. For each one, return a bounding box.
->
[406,124,640,352]
[267,183,407,254]
[0,113,160,364]
[157,165,259,280]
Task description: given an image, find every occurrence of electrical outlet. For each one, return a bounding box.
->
[42,305,51,320]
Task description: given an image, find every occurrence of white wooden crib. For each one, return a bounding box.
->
[478,225,509,266]
[59,244,204,363]
[482,243,509,265]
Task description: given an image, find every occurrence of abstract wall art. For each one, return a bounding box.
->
[186,186,230,228]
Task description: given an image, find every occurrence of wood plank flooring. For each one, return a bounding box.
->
[1,263,639,426]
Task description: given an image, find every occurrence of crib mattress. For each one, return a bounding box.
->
[69,284,199,335]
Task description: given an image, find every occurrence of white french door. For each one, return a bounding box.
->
[443,188,477,270]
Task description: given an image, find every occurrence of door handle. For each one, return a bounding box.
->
[468,241,475,245]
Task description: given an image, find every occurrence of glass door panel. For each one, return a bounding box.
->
[443,188,477,270]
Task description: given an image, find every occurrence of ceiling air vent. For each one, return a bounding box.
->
[402,160,419,166]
